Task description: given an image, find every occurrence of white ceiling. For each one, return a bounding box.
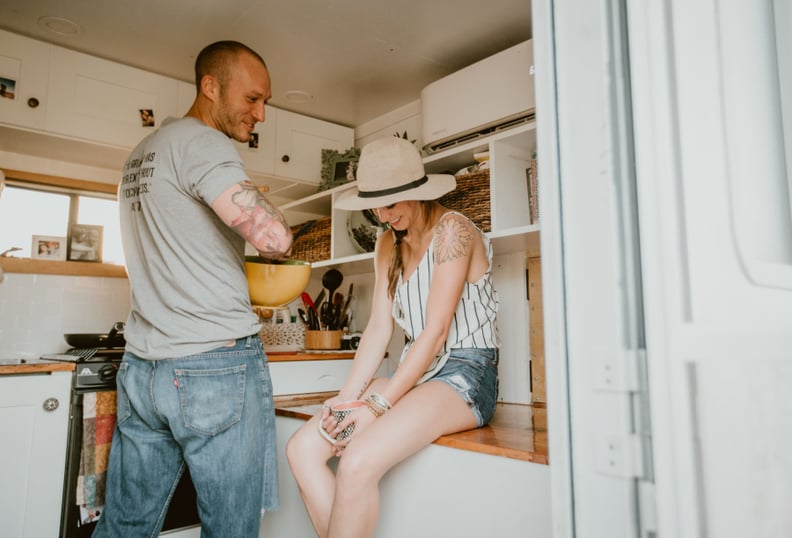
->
[0,0,533,128]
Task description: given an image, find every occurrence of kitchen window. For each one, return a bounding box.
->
[0,170,124,266]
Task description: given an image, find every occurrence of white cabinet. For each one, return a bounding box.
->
[0,29,51,131]
[261,415,552,538]
[0,370,71,538]
[270,359,354,395]
[46,46,179,149]
[274,109,353,183]
[270,358,387,396]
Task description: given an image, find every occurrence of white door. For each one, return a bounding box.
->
[539,0,792,536]
[536,0,654,535]
[627,1,792,536]
[0,371,71,538]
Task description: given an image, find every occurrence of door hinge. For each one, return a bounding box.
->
[593,348,644,392]
[638,480,658,537]
[594,432,645,478]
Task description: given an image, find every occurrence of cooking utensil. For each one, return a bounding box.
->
[297,308,309,325]
[64,321,125,348]
[321,269,343,305]
[338,283,354,329]
[332,293,343,329]
[314,289,326,311]
[300,292,320,330]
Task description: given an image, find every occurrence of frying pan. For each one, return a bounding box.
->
[64,321,126,349]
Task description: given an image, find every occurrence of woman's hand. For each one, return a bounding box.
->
[332,405,377,456]
[318,395,346,443]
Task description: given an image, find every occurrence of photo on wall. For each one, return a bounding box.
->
[0,76,16,100]
[67,224,103,262]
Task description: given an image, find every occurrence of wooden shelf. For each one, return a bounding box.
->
[0,257,128,278]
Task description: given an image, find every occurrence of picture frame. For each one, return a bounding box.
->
[139,108,155,127]
[0,76,16,101]
[67,224,104,262]
[319,147,361,191]
[31,235,67,261]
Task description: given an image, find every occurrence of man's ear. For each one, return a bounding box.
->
[199,74,220,103]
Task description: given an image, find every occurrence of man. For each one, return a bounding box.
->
[94,41,292,537]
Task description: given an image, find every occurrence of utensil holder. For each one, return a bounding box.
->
[304,330,343,350]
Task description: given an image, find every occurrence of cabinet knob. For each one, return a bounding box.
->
[42,398,60,412]
[27,97,40,109]
[281,154,290,163]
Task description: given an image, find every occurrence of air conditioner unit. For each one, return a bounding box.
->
[421,40,535,153]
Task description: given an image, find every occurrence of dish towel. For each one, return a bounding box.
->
[76,390,117,517]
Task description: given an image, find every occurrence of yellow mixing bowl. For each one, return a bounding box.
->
[245,257,312,307]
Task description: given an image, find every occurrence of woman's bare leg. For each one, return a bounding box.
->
[286,414,339,537]
[327,380,477,538]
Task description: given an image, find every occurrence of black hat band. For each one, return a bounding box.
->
[358,175,428,199]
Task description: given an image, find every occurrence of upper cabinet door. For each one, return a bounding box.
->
[0,29,50,130]
[274,109,353,184]
[46,46,179,149]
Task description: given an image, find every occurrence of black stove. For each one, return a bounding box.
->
[72,350,123,390]
[42,348,124,390]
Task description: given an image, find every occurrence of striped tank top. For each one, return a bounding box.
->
[392,211,500,384]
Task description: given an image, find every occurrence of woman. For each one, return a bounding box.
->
[286,136,499,538]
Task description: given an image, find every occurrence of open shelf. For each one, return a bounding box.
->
[277,122,538,270]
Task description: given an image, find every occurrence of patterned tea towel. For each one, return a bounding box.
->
[76,390,117,511]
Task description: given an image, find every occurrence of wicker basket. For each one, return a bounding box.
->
[438,170,491,232]
[259,321,306,352]
[290,217,331,263]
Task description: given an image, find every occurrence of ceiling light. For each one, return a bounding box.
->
[37,16,83,37]
[284,90,313,104]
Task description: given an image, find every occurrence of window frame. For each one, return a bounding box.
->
[0,168,127,278]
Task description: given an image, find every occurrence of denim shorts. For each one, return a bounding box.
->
[94,335,278,538]
[429,348,499,427]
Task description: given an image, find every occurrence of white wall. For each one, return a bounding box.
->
[0,271,131,360]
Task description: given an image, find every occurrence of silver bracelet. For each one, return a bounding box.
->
[368,391,392,411]
[364,398,386,418]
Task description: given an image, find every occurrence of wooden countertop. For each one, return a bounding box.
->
[274,392,548,464]
[0,360,75,375]
[267,351,356,362]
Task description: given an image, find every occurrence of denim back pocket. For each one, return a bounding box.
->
[175,364,246,436]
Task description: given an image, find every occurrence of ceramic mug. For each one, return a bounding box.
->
[317,400,366,444]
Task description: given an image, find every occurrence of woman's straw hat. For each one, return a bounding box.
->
[335,137,456,210]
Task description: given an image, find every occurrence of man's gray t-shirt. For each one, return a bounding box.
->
[119,116,260,359]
